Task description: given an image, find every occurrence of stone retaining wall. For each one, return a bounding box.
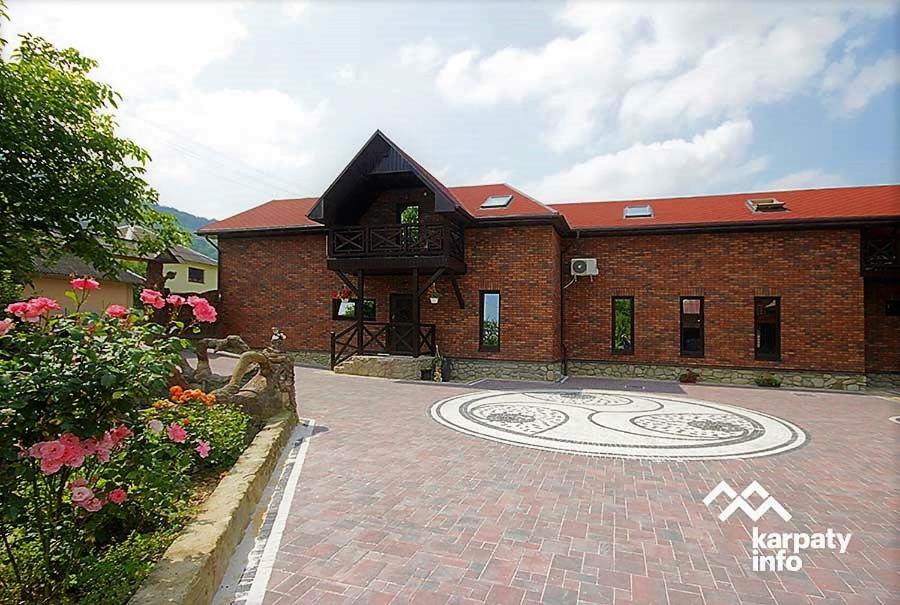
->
[567,360,866,391]
[288,350,331,368]
[868,373,900,391]
[334,355,435,380]
[448,358,563,383]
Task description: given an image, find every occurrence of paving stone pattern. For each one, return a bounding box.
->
[210,361,899,605]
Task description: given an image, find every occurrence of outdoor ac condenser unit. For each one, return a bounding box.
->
[570,258,598,276]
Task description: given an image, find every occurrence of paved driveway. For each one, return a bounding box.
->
[217,363,899,605]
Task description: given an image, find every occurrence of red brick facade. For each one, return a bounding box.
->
[564,229,866,373]
[216,220,895,376]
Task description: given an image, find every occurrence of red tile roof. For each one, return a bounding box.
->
[199,184,899,234]
[550,184,900,231]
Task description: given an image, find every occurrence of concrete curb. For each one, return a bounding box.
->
[129,411,298,605]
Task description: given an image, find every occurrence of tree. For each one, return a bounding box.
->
[0,2,188,282]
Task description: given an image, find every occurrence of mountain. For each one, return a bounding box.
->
[154,205,219,260]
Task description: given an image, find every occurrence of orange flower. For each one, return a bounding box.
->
[169,385,184,399]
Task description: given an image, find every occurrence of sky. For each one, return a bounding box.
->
[4,1,900,220]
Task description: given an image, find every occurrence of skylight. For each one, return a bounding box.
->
[623,205,653,219]
[480,194,513,209]
[747,198,787,212]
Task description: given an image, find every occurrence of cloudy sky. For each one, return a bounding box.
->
[4,1,899,219]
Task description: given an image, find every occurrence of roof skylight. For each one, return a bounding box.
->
[747,198,787,212]
[480,194,513,209]
[623,205,653,219]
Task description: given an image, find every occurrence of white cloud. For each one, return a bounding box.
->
[838,53,900,113]
[528,119,761,202]
[431,2,896,149]
[479,168,512,184]
[399,38,442,72]
[334,65,357,85]
[281,1,309,21]
[767,169,845,190]
[6,1,247,99]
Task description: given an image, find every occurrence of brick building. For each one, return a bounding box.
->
[199,131,900,390]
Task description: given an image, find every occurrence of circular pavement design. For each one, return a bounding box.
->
[430,390,807,460]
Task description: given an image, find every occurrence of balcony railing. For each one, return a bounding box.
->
[330,322,436,368]
[862,236,899,273]
[328,222,464,261]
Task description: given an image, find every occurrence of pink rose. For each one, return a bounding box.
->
[0,318,13,336]
[187,296,217,323]
[82,497,104,513]
[68,478,88,489]
[139,289,166,309]
[195,440,211,459]
[105,304,129,318]
[6,297,60,322]
[110,425,133,444]
[167,423,188,443]
[108,488,127,505]
[70,277,100,291]
[70,486,93,504]
[166,294,185,306]
[147,419,164,433]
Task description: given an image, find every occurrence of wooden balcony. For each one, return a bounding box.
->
[327,222,465,272]
[862,229,900,277]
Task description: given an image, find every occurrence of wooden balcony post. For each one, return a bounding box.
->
[411,268,419,357]
[357,270,364,355]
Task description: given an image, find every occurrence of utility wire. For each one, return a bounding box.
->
[125,112,307,195]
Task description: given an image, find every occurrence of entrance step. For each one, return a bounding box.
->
[334,355,436,380]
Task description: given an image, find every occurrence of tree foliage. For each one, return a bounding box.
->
[0,3,188,281]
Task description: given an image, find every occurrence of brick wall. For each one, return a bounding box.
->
[563,229,866,373]
[217,225,562,362]
[865,280,900,373]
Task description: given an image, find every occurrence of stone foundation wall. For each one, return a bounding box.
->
[448,358,563,383]
[867,373,900,391]
[567,360,866,391]
[334,355,434,380]
[288,350,331,368]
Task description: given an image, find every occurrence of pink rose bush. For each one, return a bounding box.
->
[2,278,243,598]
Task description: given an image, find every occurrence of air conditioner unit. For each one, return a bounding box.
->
[570,258,598,276]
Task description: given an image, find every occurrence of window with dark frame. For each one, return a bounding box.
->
[479,291,500,351]
[611,297,634,354]
[754,297,781,360]
[680,297,704,357]
[187,267,205,284]
[332,298,376,321]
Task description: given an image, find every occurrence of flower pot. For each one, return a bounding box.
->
[429,296,439,304]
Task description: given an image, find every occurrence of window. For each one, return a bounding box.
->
[611,297,634,354]
[332,298,376,321]
[188,267,205,284]
[754,297,781,360]
[680,297,704,357]
[398,204,419,224]
[479,291,500,351]
[887,300,900,316]
[746,198,786,212]
[480,195,513,209]
[623,205,653,218]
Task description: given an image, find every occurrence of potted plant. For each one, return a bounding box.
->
[333,287,352,303]
[428,283,441,304]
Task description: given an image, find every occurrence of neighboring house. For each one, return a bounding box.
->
[158,245,218,294]
[23,255,143,314]
[198,131,900,390]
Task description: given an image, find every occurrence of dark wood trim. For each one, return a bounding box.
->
[451,275,465,309]
[611,296,634,355]
[754,296,781,361]
[679,296,705,358]
[356,270,365,353]
[479,290,501,352]
[200,226,327,237]
[334,270,359,299]
[411,268,420,357]
[417,268,446,297]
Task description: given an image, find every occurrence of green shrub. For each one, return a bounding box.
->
[754,373,783,388]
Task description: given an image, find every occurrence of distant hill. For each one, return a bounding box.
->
[154,205,218,260]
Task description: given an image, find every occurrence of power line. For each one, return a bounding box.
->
[125,112,308,194]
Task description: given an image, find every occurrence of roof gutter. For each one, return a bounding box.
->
[570,216,900,237]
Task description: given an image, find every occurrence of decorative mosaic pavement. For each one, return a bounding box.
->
[431,390,807,459]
